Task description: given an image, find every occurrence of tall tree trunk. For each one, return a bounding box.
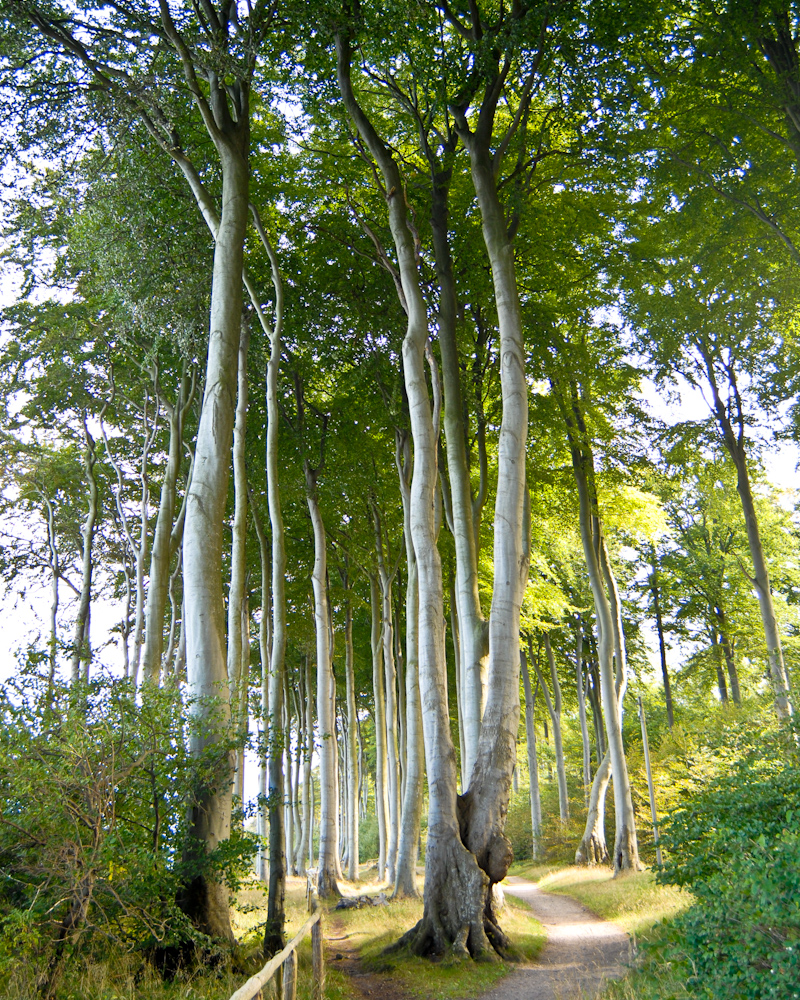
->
[261,228,288,955]
[71,421,100,684]
[372,504,401,883]
[394,430,424,899]
[305,460,340,898]
[575,620,592,806]
[369,572,389,880]
[252,498,271,884]
[648,553,674,729]
[337,34,501,957]
[454,113,531,956]
[142,366,194,684]
[431,164,488,786]
[181,135,249,942]
[533,634,569,826]
[700,342,792,718]
[227,320,250,739]
[559,392,639,871]
[342,582,360,881]
[520,651,542,860]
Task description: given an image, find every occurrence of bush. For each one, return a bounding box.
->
[0,671,255,996]
[654,734,800,1000]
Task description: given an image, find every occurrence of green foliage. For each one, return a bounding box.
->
[0,672,256,992]
[650,734,800,1000]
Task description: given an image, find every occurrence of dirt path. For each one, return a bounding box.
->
[479,877,630,1000]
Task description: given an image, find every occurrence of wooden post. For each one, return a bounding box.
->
[638,695,662,867]
[312,911,325,1000]
[284,950,297,1000]
[275,962,283,1000]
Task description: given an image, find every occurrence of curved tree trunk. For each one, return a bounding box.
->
[575,753,610,865]
[252,498,271,884]
[567,425,639,872]
[431,167,488,785]
[394,431,424,898]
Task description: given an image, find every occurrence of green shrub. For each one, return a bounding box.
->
[0,671,255,995]
[653,734,800,1000]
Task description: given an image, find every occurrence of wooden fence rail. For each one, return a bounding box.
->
[228,904,324,1000]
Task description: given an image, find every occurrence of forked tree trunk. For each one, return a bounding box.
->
[338,33,490,957]
[431,167,489,785]
[566,423,639,872]
[454,110,531,957]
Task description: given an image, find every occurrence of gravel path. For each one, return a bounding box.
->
[480,876,631,1000]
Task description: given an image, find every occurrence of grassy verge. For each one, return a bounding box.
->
[530,866,691,936]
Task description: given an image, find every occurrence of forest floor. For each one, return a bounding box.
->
[231,866,688,1000]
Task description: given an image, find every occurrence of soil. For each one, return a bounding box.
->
[327,917,414,1000]
[480,877,630,1000]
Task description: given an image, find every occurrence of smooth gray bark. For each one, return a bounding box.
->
[142,366,195,684]
[533,634,569,826]
[520,651,542,860]
[393,430,423,898]
[227,321,250,724]
[337,32,490,956]
[304,458,339,898]
[342,584,360,881]
[372,503,401,883]
[369,572,389,880]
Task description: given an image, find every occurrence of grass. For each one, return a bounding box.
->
[508,861,694,1000]
[347,892,545,1000]
[6,870,545,1000]
[528,865,691,936]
